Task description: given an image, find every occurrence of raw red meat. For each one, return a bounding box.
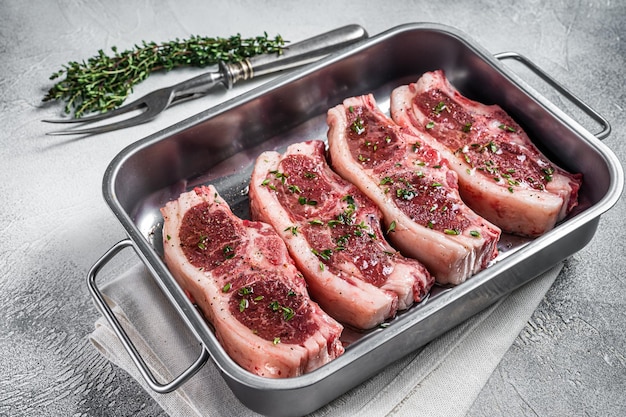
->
[327,94,500,285]
[160,185,344,378]
[249,140,434,329]
[390,70,582,237]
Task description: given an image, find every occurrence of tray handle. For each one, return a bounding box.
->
[87,239,210,394]
[495,51,611,140]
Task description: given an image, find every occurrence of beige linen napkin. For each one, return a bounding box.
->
[89,262,562,417]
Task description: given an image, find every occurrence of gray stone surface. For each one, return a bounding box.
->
[1,0,624,416]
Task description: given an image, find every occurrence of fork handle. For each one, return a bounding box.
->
[221,24,368,88]
[167,25,368,97]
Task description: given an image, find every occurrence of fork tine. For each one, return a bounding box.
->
[42,95,149,124]
[45,105,164,135]
[45,88,174,135]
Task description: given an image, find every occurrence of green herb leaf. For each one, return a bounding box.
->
[350,117,365,134]
[434,101,448,115]
[281,306,295,321]
[197,235,208,250]
[284,225,299,236]
[542,166,555,182]
[223,245,235,259]
[498,124,517,132]
[238,286,253,296]
[269,300,280,311]
[311,248,332,261]
[287,184,302,194]
[270,170,289,184]
[298,196,317,206]
[396,188,416,200]
[43,33,287,118]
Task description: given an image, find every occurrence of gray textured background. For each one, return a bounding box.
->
[1,0,624,416]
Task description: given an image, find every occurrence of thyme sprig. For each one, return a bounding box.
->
[43,33,287,118]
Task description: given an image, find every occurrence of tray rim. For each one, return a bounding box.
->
[99,21,624,395]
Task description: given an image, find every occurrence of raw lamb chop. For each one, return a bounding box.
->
[249,140,434,329]
[390,69,582,237]
[327,94,501,285]
[160,185,344,378]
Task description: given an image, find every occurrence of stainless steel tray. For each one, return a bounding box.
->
[87,23,623,417]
